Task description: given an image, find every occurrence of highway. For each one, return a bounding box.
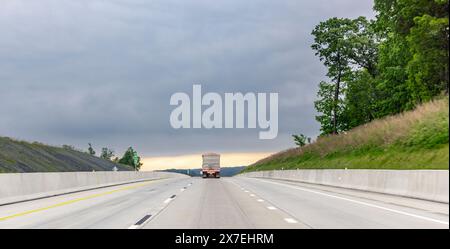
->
[0,177,448,229]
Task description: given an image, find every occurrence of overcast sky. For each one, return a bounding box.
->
[0,0,375,159]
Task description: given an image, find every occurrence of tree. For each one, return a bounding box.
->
[292,134,310,147]
[314,81,346,135]
[311,18,357,134]
[407,13,449,101]
[100,147,115,161]
[348,17,380,77]
[118,147,143,171]
[310,0,448,137]
[343,70,378,128]
[374,0,449,112]
[87,143,96,156]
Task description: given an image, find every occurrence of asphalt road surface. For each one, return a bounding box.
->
[0,177,448,229]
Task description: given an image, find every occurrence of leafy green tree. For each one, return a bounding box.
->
[341,17,381,129]
[348,17,380,77]
[292,134,310,147]
[87,143,96,156]
[344,70,378,128]
[311,18,356,134]
[119,147,143,171]
[100,147,115,161]
[407,14,449,101]
[314,81,347,135]
[311,0,448,136]
[374,0,449,112]
[374,33,413,116]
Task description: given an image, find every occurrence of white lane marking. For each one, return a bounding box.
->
[284,218,298,224]
[267,206,277,210]
[128,225,140,229]
[257,199,265,202]
[250,194,255,197]
[244,190,250,193]
[252,178,449,225]
[180,188,185,192]
[164,194,177,204]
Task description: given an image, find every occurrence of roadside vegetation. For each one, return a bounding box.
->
[0,138,143,173]
[311,1,448,136]
[244,1,449,173]
[244,97,449,172]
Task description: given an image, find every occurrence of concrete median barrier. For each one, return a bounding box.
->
[0,171,188,205]
[240,170,449,203]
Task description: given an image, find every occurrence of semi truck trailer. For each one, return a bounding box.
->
[202,153,220,178]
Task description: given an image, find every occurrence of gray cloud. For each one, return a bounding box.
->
[0,0,374,156]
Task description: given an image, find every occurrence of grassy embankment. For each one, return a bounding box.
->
[243,97,449,172]
[0,138,133,173]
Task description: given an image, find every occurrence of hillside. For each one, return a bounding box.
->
[0,137,133,173]
[244,97,449,173]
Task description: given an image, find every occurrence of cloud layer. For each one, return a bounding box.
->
[0,0,374,157]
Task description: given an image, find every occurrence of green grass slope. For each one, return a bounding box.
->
[244,97,449,173]
[0,138,133,173]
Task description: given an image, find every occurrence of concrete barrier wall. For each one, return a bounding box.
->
[240,170,449,203]
[0,171,187,205]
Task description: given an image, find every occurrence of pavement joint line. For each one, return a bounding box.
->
[0,181,157,222]
[253,178,450,225]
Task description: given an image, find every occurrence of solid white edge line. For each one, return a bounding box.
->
[253,178,449,225]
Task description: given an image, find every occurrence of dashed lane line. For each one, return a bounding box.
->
[284,218,299,224]
[252,178,449,225]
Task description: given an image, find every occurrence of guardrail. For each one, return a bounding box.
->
[0,171,188,205]
[240,170,449,203]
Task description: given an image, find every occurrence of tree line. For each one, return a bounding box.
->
[311,0,448,135]
[87,143,143,170]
